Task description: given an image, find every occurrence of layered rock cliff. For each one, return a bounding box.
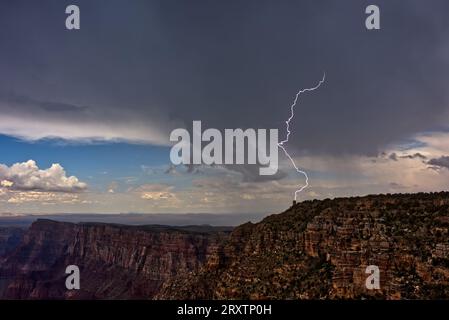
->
[2,192,449,300]
[157,192,449,299]
[0,227,24,257]
[0,220,230,299]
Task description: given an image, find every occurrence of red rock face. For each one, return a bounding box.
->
[158,193,449,300]
[0,227,24,257]
[2,192,449,300]
[0,220,230,299]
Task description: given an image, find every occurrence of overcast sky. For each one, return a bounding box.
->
[1,0,449,216]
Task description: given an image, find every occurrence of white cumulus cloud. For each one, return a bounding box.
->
[0,160,87,192]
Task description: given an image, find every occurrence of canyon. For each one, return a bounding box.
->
[0,221,230,299]
[1,192,449,299]
[0,227,24,257]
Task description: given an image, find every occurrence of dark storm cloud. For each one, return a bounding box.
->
[428,156,449,169]
[224,164,287,182]
[0,92,88,113]
[0,90,172,143]
[388,152,427,161]
[389,153,398,161]
[1,0,449,155]
[400,153,427,160]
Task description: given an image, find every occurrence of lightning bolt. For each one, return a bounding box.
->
[278,73,326,201]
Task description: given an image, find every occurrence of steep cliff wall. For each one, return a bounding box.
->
[0,227,25,257]
[157,192,449,299]
[0,220,230,299]
[2,192,449,300]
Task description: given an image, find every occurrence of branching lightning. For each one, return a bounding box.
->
[278,73,326,201]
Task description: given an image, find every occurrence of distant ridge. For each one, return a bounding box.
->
[0,212,267,227]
